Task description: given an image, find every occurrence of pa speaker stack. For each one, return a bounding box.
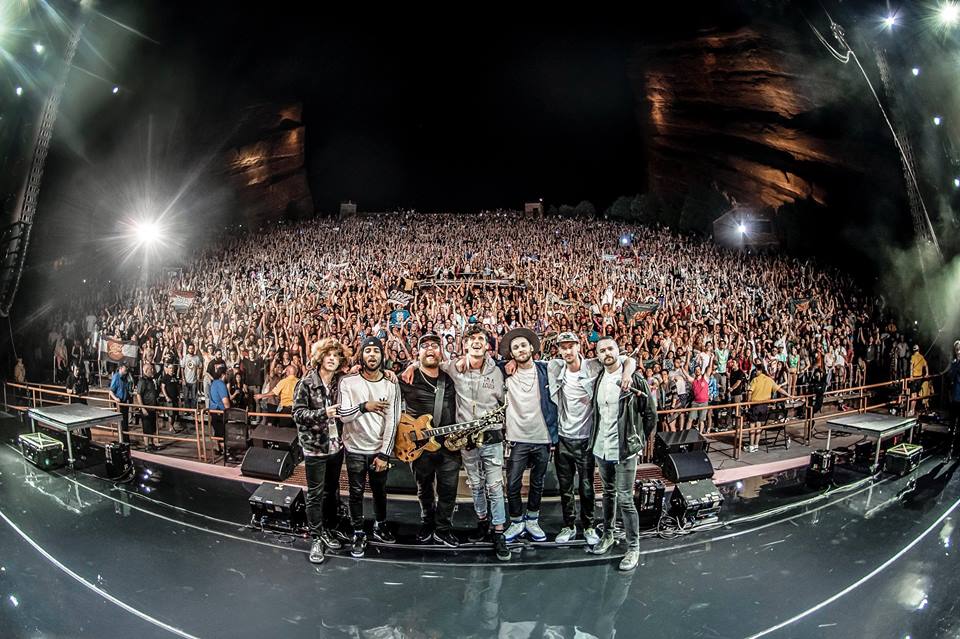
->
[241,447,294,481]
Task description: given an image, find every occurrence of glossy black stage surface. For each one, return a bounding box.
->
[2,414,960,639]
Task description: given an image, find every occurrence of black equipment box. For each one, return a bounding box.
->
[634,479,665,528]
[852,440,876,471]
[18,432,65,470]
[105,442,132,479]
[669,479,723,525]
[884,443,922,476]
[654,429,707,465]
[663,451,715,483]
[250,424,302,463]
[249,482,306,533]
[806,449,835,489]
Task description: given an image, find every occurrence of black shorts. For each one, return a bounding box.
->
[749,404,770,423]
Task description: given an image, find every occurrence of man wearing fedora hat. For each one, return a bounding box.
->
[498,326,558,543]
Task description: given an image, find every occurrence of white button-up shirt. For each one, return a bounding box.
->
[592,366,623,462]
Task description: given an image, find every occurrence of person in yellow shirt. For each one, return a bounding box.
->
[909,345,930,415]
[255,365,300,425]
[745,364,793,452]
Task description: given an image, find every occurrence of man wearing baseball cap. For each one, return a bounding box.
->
[399,333,460,547]
[548,332,635,545]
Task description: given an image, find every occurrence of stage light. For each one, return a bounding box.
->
[934,116,942,126]
[940,2,960,26]
[883,14,897,29]
[133,219,160,245]
[14,86,22,96]
[737,223,747,234]
[112,86,119,94]
[620,233,632,247]
[33,43,44,54]
[912,67,920,76]
[954,177,960,188]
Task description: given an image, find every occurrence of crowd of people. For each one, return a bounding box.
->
[39,212,922,418]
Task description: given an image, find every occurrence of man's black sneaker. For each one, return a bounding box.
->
[433,529,460,547]
[350,532,367,558]
[320,529,342,550]
[493,532,511,562]
[309,539,325,564]
[416,521,435,544]
[468,518,490,543]
[372,521,396,544]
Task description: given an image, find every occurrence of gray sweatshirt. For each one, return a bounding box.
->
[439,356,506,429]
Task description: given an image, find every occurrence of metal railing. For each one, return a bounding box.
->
[2,373,941,467]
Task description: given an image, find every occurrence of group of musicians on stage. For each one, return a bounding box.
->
[292,325,657,570]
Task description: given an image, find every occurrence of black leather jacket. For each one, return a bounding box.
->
[589,370,658,462]
[292,369,341,456]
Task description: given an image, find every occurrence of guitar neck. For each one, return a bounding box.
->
[424,418,500,438]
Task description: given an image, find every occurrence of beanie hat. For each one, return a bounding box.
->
[359,336,385,366]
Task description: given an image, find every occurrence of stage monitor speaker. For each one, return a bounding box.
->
[241,447,294,481]
[669,479,723,524]
[105,442,132,479]
[250,424,301,463]
[249,482,306,532]
[654,429,707,465]
[663,451,714,483]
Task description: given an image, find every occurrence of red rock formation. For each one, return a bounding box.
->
[632,25,859,209]
[221,103,313,225]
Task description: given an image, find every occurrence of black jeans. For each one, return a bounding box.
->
[118,404,130,443]
[555,436,596,529]
[412,448,461,532]
[597,456,640,549]
[345,451,389,531]
[304,450,344,540]
[506,442,551,520]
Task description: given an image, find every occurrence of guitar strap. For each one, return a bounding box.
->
[432,373,447,429]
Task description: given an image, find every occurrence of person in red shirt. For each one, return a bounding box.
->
[689,366,710,430]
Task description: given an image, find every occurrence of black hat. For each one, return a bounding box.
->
[499,327,540,360]
[359,336,385,364]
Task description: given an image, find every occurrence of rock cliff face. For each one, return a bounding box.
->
[221,103,313,225]
[631,25,871,209]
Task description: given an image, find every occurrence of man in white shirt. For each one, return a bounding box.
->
[589,336,658,572]
[338,336,400,558]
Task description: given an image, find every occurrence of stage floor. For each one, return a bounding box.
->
[1,415,959,638]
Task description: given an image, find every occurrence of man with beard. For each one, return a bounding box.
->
[337,336,400,557]
[548,332,635,544]
[500,327,557,544]
[399,333,460,546]
[293,338,349,564]
[588,336,658,571]
[402,323,510,560]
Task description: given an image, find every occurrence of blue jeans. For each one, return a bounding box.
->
[505,442,550,520]
[461,441,506,527]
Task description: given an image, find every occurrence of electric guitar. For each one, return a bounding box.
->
[394,405,505,463]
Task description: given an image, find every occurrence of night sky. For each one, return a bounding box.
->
[46,4,671,214]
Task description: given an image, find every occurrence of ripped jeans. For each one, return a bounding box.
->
[461,441,506,527]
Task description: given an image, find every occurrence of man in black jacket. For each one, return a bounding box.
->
[292,338,348,564]
[588,336,657,571]
[400,333,460,546]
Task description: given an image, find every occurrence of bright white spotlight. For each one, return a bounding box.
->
[883,14,897,29]
[912,67,920,76]
[940,2,960,26]
[954,177,960,188]
[737,223,747,234]
[934,116,943,126]
[133,220,160,246]
[14,86,22,96]
[33,43,44,54]
[112,86,119,94]
[620,233,632,247]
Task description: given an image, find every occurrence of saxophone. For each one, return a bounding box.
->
[443,405,505,452]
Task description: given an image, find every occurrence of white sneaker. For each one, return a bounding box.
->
[619,549,640,571]
[504,520,525,542]
[524,517,547,542]
[583,527,600,545]
[555,526,577,543]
